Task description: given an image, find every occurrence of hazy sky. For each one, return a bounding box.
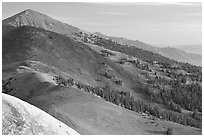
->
[2,2,202,47]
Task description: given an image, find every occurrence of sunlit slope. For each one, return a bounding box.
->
[2,93,79,135]
[3,9,80,38]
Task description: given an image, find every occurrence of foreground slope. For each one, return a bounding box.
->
[2,93,79,135]
[2,68,201,135]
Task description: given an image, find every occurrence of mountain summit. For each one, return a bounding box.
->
[3,9,80,38]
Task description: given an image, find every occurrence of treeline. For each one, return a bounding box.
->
[158,62,201,83]
[145,79,202,112]
[96,64,123,86]
[171,80,202,112]
[146,73,202,113]
[76,33,201,75]
[54,75,202,129]
[100,49,115,57]
[2,77,14,94]
[137,86,182,113]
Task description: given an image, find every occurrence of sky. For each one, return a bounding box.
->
[2,2,202,47]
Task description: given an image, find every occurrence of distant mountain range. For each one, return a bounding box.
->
[94,32,202,66]
[172,44,202,55]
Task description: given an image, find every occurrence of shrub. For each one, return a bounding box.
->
[167,128,173,135]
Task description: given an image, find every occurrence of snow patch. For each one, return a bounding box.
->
[2,93,80,135]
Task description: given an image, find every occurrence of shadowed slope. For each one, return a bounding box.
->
[3,26,101,85]
[3,25,142,93]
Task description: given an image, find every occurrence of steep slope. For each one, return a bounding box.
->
[94,32,202,66]
[2,9,80,38]
[2,93,79,135]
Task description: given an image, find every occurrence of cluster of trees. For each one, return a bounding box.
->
[102,71,113,79]
[171,81,202,112]
[192,109,202,121]
[180,63,201,74]
[100,50,115,57]
[158,62,201,82]
[112,78,123,86]
[117,58,128,64]
[54,75,201,129]
[54,76,74,86]
[141,86,182,113]
[2,77,14,94]
[97,64,123,86]
[167,128,173,135]
[118,58,151,72]
[146,72,202,113]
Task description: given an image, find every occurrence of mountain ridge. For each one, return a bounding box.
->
[3,9,201,66]
[93,32,201,66]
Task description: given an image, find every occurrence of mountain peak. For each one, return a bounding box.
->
[3,9,80,38]
[22,9,40,15]
[3,9,44,26]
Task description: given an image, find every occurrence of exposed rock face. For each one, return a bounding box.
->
[2,93,80,135]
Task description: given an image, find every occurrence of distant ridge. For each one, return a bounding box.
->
[94,32,202,66]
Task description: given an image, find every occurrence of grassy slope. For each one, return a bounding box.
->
[2,26,202,135]
[3,25,142,94]
[3,70,201,135]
